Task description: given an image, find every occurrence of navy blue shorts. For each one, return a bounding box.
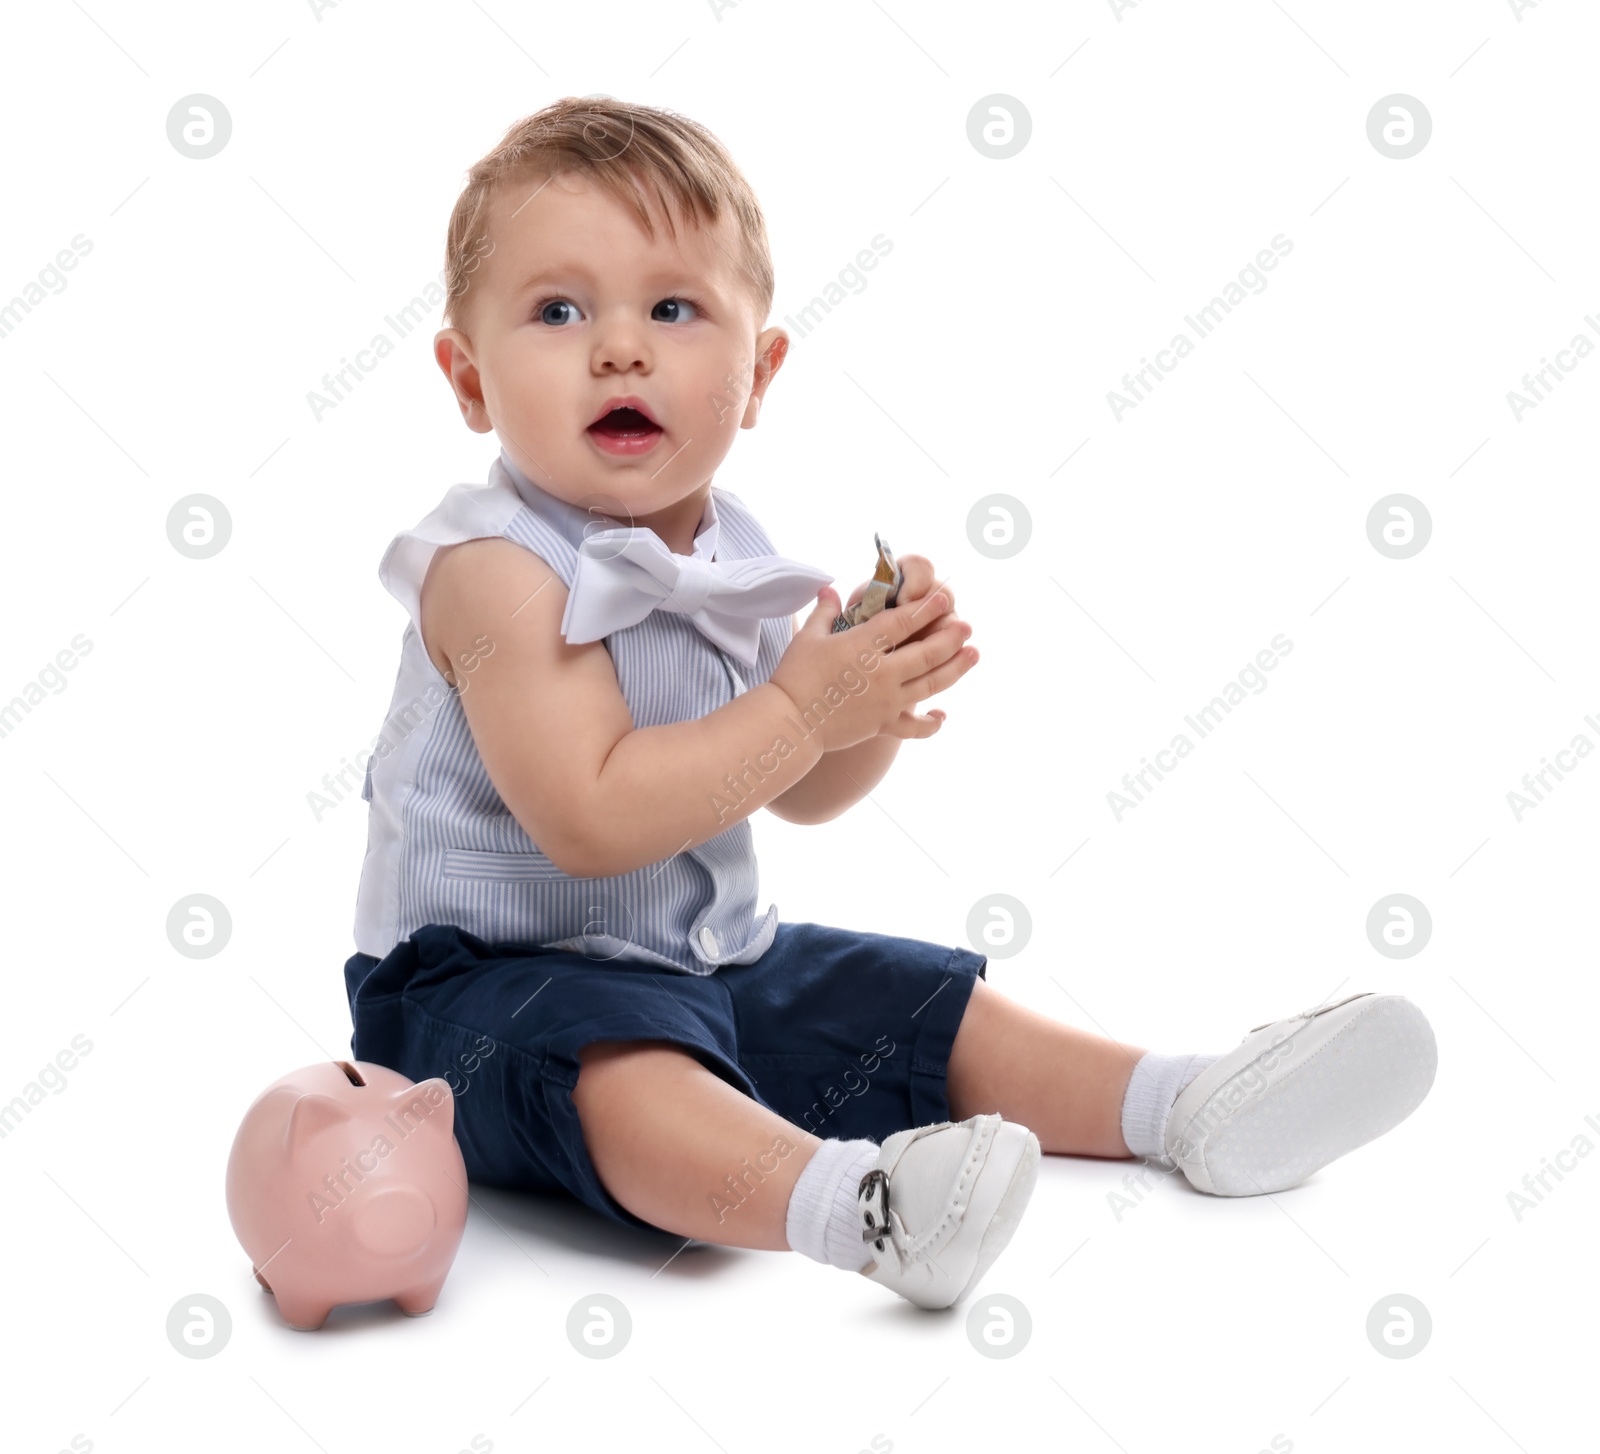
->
[344,920,986,1234]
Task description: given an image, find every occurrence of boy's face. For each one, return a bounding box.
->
[435,170,786,533]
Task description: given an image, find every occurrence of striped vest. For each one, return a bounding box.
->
[351,450,797,974]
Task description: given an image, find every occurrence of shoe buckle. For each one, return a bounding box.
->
[859,1168,892,1252]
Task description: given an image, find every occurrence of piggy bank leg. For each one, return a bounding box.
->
[394,1276,448,1318]
[269,1286,334,1331]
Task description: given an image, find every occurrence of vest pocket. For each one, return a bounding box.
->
[441,848,575,882]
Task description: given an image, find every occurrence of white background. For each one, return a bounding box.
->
[2,1,1595,1451]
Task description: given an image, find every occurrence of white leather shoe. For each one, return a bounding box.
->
[1165,992,1437,1196]
[857,1114,1040,1310]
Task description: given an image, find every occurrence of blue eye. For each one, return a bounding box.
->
[538,298,582,326]
[652,297,699,323]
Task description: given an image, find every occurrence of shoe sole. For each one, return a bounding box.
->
[952,1125,1041,1305]
[1175,995,1436,1196]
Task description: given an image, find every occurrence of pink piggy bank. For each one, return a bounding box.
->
[226,1060,469,1330]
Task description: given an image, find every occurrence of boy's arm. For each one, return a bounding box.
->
[420,536,826,880]
[766,556,962,823]
[765,608,893,824]
[764,735,902,824]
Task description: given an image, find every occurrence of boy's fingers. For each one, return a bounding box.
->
[886,708,943,739]
[901,645,976,702]
[895,554,936,602]
[802,586,839,631]
[901,593,957,644]
[877,591,948,649]
[897,569,955,624]
[891,619,970,678]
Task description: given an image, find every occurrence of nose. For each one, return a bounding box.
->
[591,306,652,375]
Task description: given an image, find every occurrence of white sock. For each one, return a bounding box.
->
[1120,1051,1218,1159]
[785,1137,880,1271]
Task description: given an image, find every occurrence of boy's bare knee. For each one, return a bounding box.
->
[574,1039,704,1110]
[572,1036,704,1151]
[577,1038,639,1070]
[577,1037,685,1071]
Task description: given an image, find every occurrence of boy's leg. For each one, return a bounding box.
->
[572,1036,1040,1310]
[946,978,1438,1196]
[564,922,1045,1307]
[572,1038,825,1250]
[946,977,1145,1158]
[351,927,1035,1294]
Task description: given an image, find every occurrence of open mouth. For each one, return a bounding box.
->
[588,406,662,440]
[587,404,664,457]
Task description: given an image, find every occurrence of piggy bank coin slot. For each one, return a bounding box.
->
[335,1061,366,1086]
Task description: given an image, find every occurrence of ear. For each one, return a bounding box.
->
[434,329,493,433]
[386,1077,455,1137]
[741,327,789,429]
[284,1093,349,1150]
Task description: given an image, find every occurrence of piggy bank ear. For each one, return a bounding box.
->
[387,1077,455,1137]
[285,1092,349,1150]
[424,1078,455,1136]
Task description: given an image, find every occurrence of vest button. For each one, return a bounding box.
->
[698,925,719,957]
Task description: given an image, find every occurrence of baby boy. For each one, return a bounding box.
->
[344,97,1437,1309]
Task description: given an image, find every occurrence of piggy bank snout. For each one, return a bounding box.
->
[351,1185,438,1259]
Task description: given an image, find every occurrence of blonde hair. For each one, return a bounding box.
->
[441,97,774,331]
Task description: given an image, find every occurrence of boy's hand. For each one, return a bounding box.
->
[771,583,975,752]
[838,554,969,736]
[842,552,957,644]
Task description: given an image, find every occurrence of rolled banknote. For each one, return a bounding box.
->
[831,533,903,632]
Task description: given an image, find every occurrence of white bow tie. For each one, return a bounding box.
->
[561,528,834,668]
